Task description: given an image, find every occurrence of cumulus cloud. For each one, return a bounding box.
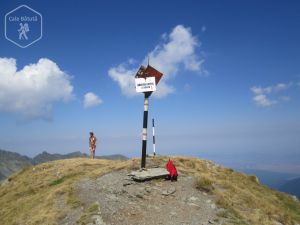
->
[152,80,175,98]
[84,92,102,108]
[108,25,206,98]
[250,86,272,95]
[0,57,74,120]
[250,82,293,107]
[253,94,277,107]
[108,64,137,97]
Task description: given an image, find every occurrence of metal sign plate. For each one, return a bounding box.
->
[135,77,156,93]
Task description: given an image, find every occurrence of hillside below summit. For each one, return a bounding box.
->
[0,156,299,225]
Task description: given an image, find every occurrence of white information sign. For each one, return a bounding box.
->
[135,77,156,93]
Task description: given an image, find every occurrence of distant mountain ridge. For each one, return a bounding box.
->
[280,177,300,199]
[32,151,128,164]
[241,168,300,200]
[0,149,128,181]
[241,169,299,189]
[31,151,89,165]
[0,149,32,181]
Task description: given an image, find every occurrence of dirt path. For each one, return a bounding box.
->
[66,170,226,225]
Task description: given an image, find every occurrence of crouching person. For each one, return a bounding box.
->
[166,159,178,182]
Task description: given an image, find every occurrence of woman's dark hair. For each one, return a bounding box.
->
[90,132,94,136]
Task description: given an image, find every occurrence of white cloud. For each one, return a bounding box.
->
[108,25,206,98]
[84,92,102,108]
[250,86,272,95]
[251,82,292,96]
[144,25,206,76]
[152,81,175,98]
[108,64,137,97]
[250,82,293,108]
[253,94,277,107]
[274,82,292,92]
[0,57,74,120]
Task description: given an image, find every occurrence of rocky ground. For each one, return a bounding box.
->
[59,168,226,225]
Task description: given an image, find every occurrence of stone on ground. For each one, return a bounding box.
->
[128,168,169,181]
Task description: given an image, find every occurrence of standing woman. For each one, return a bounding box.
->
[89,132,97,159]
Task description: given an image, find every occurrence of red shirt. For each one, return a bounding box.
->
[166,159,178,177]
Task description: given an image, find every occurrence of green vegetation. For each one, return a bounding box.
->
[49,173,77,186]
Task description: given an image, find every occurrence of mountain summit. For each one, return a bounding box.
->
[0,156,299,225]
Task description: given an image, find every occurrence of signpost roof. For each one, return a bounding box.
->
[135,65,163,85]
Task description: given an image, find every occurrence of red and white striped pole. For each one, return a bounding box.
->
[152,118,156,156]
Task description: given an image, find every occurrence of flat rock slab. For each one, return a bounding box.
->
[128,168,169,181]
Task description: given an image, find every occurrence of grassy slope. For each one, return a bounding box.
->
[0,157,299,225]
[0,158,130,225]
[174,157,300,225]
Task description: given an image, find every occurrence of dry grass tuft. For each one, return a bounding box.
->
[196,175,214,192]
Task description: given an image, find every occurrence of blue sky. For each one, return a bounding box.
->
[0,1,300,171]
